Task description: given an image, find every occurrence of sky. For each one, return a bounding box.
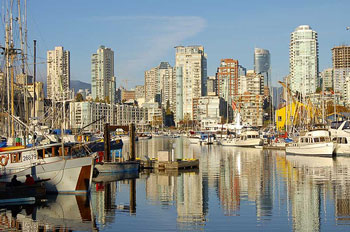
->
[13,0,350,87]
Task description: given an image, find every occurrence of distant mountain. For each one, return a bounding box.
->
[71,80,91,92]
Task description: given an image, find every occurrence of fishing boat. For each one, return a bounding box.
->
[0,143,95,194]
[286,129,334,157]
[221,130,263,147]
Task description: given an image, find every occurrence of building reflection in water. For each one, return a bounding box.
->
[282,155,350,231]
[4,138,350,231]
[144,169,207,230]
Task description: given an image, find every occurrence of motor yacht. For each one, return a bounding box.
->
[286,129,334,157]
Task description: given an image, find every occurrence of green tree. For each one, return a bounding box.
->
[75,93,84,102]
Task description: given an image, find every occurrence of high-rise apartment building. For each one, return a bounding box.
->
[289,25,319,96]
[135,85,145,100]
[91,45,116,103]
[320,68,333,90]
[254,48,271,86]
[207,76,217,95]
[144,62,175,111]
[216,59,239,101]
[238,70,264,96]
[47,46,70,100]
[175,46,207,122]
[332,45,350,97]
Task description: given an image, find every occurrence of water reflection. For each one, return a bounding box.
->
[1,138,350,231]
[0,195,93,231]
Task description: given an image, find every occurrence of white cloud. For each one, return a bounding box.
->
[88,15,207,86]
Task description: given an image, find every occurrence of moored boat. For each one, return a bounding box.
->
[286,130,334,157]
[221,130,263,147]
[0,143,95,194]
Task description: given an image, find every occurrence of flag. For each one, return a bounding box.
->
[231,100,236,111]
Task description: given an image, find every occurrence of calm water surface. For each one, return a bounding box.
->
[1,137,350,231]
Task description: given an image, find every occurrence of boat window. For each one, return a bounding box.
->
[300,138,304,143]
[320,137,325,142]
[333,137,337,142]
[248,135,251,138]
[346,138,349,144]
[314,137,320,143]
[11,153,21,163]
[45,148,52,158]
[342,137,348,144]
[37,149,44,159]
[331,121,343,129]
[344,121,350,129]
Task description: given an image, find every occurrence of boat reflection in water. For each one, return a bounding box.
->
[1,138,350,231]
[0,195,93,231]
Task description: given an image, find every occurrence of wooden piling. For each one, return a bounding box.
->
[104,123,111,162]
[130,179,136,214]
[129,123,135,161]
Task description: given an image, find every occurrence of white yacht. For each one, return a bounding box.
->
[286,130,334,157]
[221,131,263,147]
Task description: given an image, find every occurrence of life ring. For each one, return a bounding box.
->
[0,155,9,166]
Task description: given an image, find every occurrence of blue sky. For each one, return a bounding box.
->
[24,0,350,88]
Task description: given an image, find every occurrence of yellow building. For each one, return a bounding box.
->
[275,101,315,131]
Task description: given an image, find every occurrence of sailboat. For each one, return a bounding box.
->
[0,1,95,193]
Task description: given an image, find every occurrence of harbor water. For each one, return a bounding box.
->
[1,137,350,231]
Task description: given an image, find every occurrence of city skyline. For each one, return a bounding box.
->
[24,0,350,88]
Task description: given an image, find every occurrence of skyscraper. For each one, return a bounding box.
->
[47,46,70,100]
[175,46,207,122]
[144,62,175,110]
[254,48,271,87]
[332,45,350,97]
[289,25,319,96]
[216,59,239,101]
[91,45,116,103]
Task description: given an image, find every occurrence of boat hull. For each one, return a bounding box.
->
[286,142,334,157]
[0,156,93,194]
[335,144,350,156]
[221,138,263,147]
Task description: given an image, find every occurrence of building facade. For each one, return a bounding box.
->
[47,46,70,100]
[254,48,271,87]
[238,70,264,96]
[216,59,239,101]
[175,46,207,122]
[135,85,145,100]
[207,76,217,95]
[70,101,148,132]
[289,25,319,96]
[320,68,333,90]
[236,94,264,127]
[91,46,116,103]
[144,62,176,111]
[332,45,350,102]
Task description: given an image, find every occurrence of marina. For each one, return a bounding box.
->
[0,137,349,231]
[0,0,349,231]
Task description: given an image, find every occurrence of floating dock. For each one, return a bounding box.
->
[94,161,140,174]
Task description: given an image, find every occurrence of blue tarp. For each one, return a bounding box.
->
[0,142,7,148]
[52,129,72,135]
